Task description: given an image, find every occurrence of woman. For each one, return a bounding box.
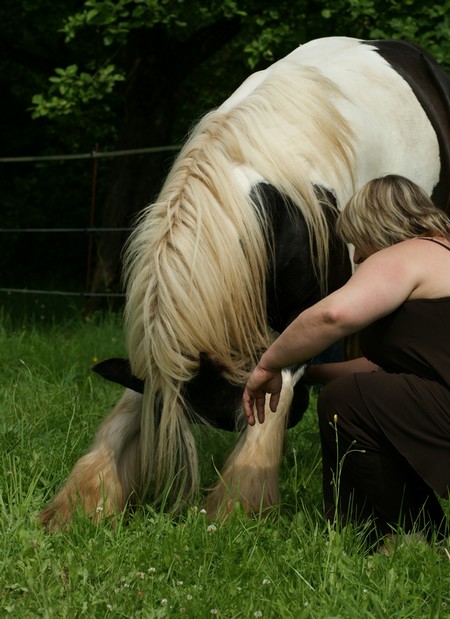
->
[243,175,450,541]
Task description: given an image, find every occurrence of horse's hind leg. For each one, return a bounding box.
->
[40,389,142,531]
[206,370,296,518]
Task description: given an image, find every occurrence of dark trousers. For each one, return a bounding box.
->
[316,374,446,537]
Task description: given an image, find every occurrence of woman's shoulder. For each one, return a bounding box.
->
[376,237,450,258]
[353,237,450,301]
[360,238,428,265]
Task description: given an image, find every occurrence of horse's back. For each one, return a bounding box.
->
[220,36,445,203]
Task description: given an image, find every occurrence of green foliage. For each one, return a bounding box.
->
[29,0,252,119]
[62,0,247,44]
[320,0,450,70]
[242,11,295,68]
[31,64,125,119]
[29,0,450,121]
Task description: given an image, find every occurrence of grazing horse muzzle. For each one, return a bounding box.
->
[92,355,310,432]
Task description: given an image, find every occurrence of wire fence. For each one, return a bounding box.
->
[0,145,179,301]
[0,287,125,298]
[0,145,179,163]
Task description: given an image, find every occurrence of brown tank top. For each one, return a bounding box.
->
[360,297,450,388]
[361,237,450,387]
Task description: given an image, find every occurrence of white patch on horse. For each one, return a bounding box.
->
[224,37,440,202]
[282,37,440,195]
[233,165,266,193]
[219,71,269,113]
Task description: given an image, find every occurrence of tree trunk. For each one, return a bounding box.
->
[86,31,179,308]
[86,20,241,310]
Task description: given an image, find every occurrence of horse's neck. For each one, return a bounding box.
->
[252,182,352,333]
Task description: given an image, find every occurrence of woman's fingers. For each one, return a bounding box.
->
[255,396,266,424]
[269,391,280,413]
[243,389,266,425]
[243,389,256,425]
[243,367,283,425]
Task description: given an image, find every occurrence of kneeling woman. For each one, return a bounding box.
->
[243,175,450,540]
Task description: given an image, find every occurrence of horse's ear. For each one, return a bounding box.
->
[91,358,145,394]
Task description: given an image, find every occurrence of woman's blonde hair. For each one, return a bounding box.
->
[337,174,450,251]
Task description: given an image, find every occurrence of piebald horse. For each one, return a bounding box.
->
[41,37,450,530]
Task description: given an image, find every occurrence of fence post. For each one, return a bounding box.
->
[84,144,99,305]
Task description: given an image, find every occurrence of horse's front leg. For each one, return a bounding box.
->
[206,369,301,518]
[40,389,142,531]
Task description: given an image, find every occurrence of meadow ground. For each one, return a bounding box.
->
[1,304,449,618]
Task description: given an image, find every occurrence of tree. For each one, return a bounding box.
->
[0,0,110,290]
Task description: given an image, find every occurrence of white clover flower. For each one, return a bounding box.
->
[254,612,263,618]
[177,580,184,586]
[207,524,217,533]
[262,578,271,586]
[96,505,104,513]
[187,594,193,601]
[199,508,207,515]
[135,572,145,579]
[161,598,168,605]
[211,609,218,615]
[148,567,156,574]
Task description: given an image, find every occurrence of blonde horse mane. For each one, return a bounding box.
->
[123,60,356,508]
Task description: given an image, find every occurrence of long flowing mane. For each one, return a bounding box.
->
[123,60,356,507]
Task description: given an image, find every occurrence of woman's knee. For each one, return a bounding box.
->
[317,374,367,443]
[317,376,352,422]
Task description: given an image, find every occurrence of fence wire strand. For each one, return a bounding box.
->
[0,288,125,298]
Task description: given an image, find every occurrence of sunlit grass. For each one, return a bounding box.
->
[1,309,449,617]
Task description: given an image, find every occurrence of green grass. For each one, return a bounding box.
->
[1,308,449,618]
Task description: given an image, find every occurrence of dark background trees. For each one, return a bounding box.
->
[1,0,449,305]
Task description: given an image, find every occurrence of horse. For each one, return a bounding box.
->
[40,36,450,530]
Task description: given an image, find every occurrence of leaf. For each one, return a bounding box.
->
[86,8,99,22]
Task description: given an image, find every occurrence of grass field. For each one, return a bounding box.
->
[1,306,449,618]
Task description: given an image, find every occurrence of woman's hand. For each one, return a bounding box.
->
[243,365,283,425]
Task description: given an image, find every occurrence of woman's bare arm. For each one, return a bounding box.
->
[243,240,423,424]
